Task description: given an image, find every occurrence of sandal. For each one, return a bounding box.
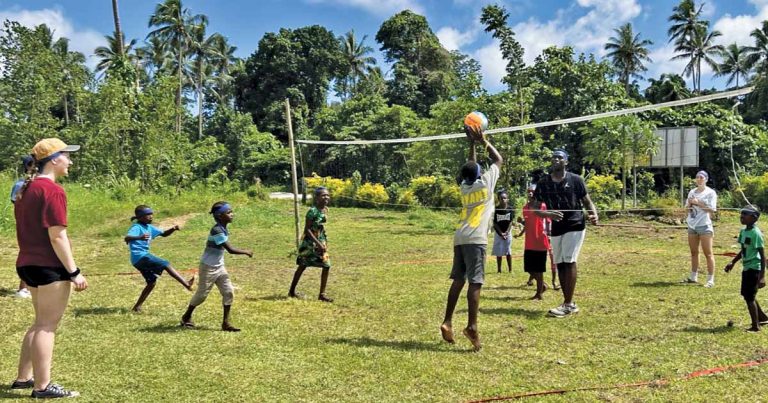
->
[222,323,241,332]
[180,319,195,329]
[318,294,334,303]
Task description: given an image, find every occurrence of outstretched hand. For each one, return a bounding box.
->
[464,124,485,143]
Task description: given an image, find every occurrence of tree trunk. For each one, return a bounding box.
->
[197,74,203,141]
[63,94,69,126]
[176,43,183,134]
[111,0,124,56]
[621,164,626,210]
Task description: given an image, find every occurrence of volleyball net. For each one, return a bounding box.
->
[291,87,755,214]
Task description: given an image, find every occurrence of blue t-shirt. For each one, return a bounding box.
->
[126,223,164,264]
[200,223,229,267]
[10,179,24,203]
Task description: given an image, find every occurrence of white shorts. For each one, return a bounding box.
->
[551,230,586,264]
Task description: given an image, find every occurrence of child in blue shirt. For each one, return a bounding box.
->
[125,205,194,312]
[724,206,767,331]
[180,201,252,332]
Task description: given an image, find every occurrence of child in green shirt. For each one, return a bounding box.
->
[724,206,767,331]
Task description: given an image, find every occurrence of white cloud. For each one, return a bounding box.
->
[473,39,506,90]
[305,0,423,16]
[646,42,693,85]
[436,26,478,51]
[713,5,768,47]
[0,7,105,70]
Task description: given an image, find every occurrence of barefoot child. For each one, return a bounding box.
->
[492,190,514,273]
[181,201,252,331]
[289,187,334,302]
[440,123,503,351]
[125,205,194,312]
[516,184,551,299]
[724,206,767,332]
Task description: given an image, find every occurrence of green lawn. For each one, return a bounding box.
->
[0,183,766,402]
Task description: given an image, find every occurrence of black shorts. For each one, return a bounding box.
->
[741,270,760,301]
[524,250,547,273]
[16,266,70,287]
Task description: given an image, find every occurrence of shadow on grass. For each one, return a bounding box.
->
[73,306,130,316]
[0,288,17,297]
[138,323,207,333]
[0,389,26,398]
[478,307,543,319]
[326,337,470,353]
[630,281,684,288]
[245,294,288,302]
[681,325,734,334]
[484,285,529,291]
[484,295,538,301]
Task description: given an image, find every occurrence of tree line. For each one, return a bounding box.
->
[1,0,767,199]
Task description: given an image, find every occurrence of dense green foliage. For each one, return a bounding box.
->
[2,0,768,205]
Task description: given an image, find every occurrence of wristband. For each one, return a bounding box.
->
[68,268,81,279]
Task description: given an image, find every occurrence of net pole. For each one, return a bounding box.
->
[285,99,301,250]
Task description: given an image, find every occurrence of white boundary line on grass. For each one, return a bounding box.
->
[296,87,753,145]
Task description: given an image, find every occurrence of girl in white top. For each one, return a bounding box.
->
[684,170,718,287]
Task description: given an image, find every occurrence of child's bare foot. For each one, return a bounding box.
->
[289,292,306,300]
[463,327,482,351]
[529,294,542,300]
[318,293,334,303]
[131,306,142,313]
[440,323,455,343]
[553,283,561,290]
[526,279,534,286]
[186,276,195,291]
[222,323,241,332]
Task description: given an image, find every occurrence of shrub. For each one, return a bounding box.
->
[246,183,268,201]
[356,182,389,207]
[736,173,768,211]
[396,189,418,208]
[408,176,461,208]
[586,174,622,210]
[305,174,355,207]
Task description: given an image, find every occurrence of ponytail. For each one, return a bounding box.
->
[15,163,40,202]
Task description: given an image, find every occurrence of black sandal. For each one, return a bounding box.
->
[318,294,334,303]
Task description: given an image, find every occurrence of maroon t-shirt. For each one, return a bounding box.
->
[15,177,68,268]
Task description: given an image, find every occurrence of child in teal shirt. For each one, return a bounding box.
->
[724,206,767,331]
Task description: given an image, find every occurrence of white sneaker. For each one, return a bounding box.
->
[15,288,31,299]
[704,281,714,288]
[548,304,570,318]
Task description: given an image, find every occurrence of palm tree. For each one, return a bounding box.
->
[137,36,172,79]
[745,20,768,76]
[338,30,376,100]
[43,30,87,125]
[94,32,138,76]
[672,24,723,93]
[111,0,124,56]
[187,21,225,139]
[604,23,653,93]
[715,43,750,88]
[147,0,207,133]
[667,0,708,46]
[645,73,691,103]
[206,35,239,106]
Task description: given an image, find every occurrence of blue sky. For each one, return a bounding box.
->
[0,0,766,93]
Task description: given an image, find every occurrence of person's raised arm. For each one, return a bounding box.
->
[481,138,503,168]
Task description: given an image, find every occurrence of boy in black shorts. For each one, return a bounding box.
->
[724,206,767,331]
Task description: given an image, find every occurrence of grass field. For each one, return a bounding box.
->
[0,180,766,402]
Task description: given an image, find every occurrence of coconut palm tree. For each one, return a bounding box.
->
[111,0,124,56]
[604,23,653,94]
[47,33,87,125]
[187,21,226,139]
[715,43,750,88]
[338,30,376,100]
[147,0,207,133]
[137,36,172,79]
[667,0,708,46]
[94,33,138,76]
[745,20,768,76]
[672,24,723,93]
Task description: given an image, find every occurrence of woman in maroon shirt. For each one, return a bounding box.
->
[12,138,88,399]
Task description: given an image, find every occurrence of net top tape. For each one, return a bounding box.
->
[296,87,753,145]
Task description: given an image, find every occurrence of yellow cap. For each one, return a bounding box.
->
[31,138,80,161]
